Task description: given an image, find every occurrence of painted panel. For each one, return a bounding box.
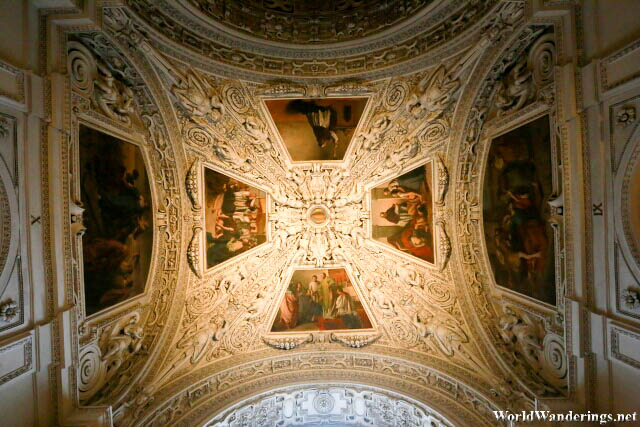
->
[265,97,368,161]
[79,125,153,315]
[482,115,556,305]
[627,146,640,264]
[371,162,435,264]
[270,268,373,332]
[204,168,267,269]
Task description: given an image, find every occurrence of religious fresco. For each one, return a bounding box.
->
[270,268,373,332]
[79,125,153,316]
[482,115,556,305]
[626,147,640,264]
[204,167,267,269]
[264,97,368,161]
[371,162,435,264]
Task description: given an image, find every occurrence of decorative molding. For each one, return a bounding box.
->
[600,40,640,92]
[436,220,451,272]
[187,226,202,279]
[0,117,9,139]
[0,333,33,387]
[185,160,201,211]
[262,334,313,351]
[68,40,137,125]
[622,288,640,310]
[0,110,23,333]
[109,0,505,81]
[180,0,438,45]
[607,322,640,370]
[79,311,146,403]
[450,21,568,398]
[0,59,26,105]
[616,106,636,127]
[121,352,501,427]
[206,384,455,427]
[330,333,381,348]
[0,298,18,323]
[64,26,185,410]
[435,154,449,205]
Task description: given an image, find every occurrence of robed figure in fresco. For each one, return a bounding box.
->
[279,283,299,329]
[79,125,153,315]
[285,99,338,149]
[483,115,556,305]
[319,272,335,316]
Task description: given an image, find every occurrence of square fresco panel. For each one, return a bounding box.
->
[79,125,153,316]
[265,97,368,161]
[270,268,373,332]
[482,115,556,305]
[204,168,267,269]
[371,163,435,264]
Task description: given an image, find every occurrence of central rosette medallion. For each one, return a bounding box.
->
[269,164,367,268]
[307,204,331,228]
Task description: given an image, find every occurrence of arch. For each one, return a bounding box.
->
[205,383,455,427]
[125,351,501,427]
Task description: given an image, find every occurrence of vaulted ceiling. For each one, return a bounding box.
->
[61,1,578,425]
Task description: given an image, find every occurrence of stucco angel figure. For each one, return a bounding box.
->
[407,65,460,120]
[395,263,420,287]
[357,115,393,153]
[308,231,330,267]
[93,62,135,125]
[244,292,270,319]
[99,313,144,374]
[172,69,225,120]
[498,308,542,358]
[242,117,279,158]
[148,316,227,391]
[494,56,534,115]
[371,288,396,318]
[413,312,468,357]
[212,143,252,173]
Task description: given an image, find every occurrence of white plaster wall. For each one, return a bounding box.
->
[581,1,640,424]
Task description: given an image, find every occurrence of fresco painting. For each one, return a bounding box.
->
[371,163,435,264]
[265,97,368,161]
[482,115,556,305]
[626,145,640,264]
[204,168,267,269]
[79,125,153,316]
[270,268,373,332]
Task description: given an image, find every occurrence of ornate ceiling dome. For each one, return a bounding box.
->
[55,1,579,425]
[122,0,502,81]
[177,0,439,45]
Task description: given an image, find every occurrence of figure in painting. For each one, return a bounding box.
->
[327,284,362,329]
[204,169,266,269]
[264,97,368,161]
[270,269,372,332]
[79,125,153,316]
[285,99,338,149]
[371,163,435,263]
[279,283,299,329]
[483,115,555,305]
[319,272,335,316]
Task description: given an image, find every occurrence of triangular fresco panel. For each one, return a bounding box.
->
[264,97,368,161]
[270,268,373,332]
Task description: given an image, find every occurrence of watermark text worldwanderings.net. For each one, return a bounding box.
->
[493,410,638,424]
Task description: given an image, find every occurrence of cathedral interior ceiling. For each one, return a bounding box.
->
[57,1,577,424]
